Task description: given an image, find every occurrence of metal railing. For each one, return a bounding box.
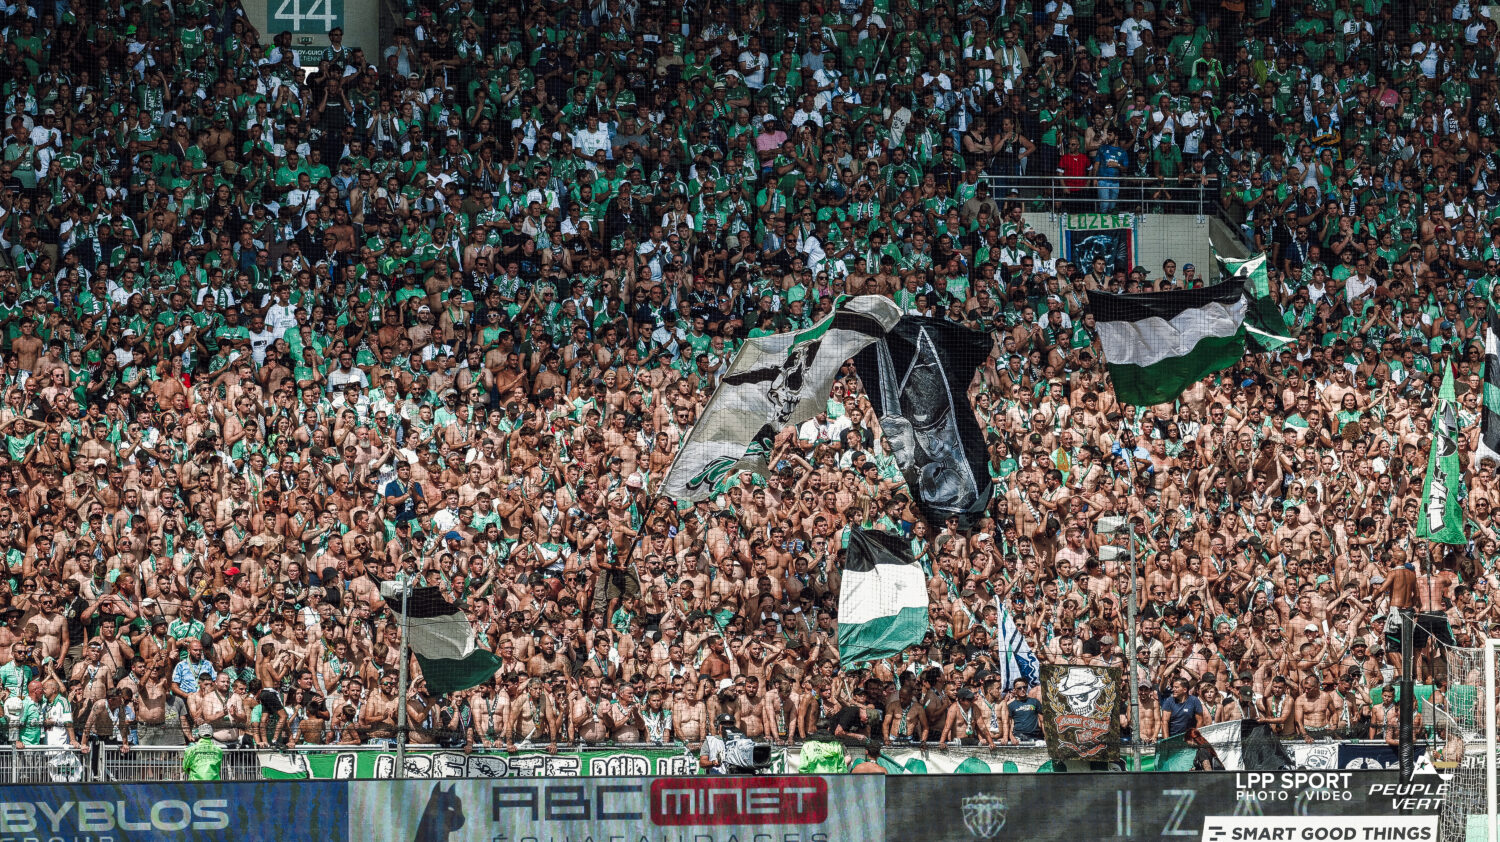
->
[0,738,1419,783]
[977,173,1225,218]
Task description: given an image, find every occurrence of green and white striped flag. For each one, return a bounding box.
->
[837,528,928,667]
[1087,281,1249,406]
[381,582,504,695]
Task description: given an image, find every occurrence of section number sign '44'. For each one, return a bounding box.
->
[271,0,341,33]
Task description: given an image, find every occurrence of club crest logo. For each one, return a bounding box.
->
[961,793,1008,839]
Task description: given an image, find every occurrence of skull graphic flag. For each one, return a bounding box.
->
[1039,663,1122,763]
[662,296,901,501]
[851,316,994,529]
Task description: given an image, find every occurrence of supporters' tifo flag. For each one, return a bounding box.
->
[1087,280,1248,406]
[1215,250,1293,351]
[1417,362,1466,545]
[836,527,928,667]
[662,295,902,501]
[381,582,503,695]
[1194,720,1245,771]
[852,317,993,529]
[1477,307,1500,470]
[1039,664,1121,762]
[994,596,1040,689]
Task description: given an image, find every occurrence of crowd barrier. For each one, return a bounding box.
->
[0,739,1429,784]
[0,772,1446,842]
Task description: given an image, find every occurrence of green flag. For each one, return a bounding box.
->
[1216,250,1293,351]
[1417,363,1465,545]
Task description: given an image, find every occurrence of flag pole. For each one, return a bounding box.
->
[1123,448,1143,771]
[396,579,410,780]
[993,593,1003,680]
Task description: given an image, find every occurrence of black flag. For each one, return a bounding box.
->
[853,317,993,529]
[1478,306,1500,470]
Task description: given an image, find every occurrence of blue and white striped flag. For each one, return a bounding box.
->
[995,597,1040,688]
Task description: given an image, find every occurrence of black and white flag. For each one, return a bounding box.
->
[661,296,902,501]
[853,317,993,529]
[1478,306,1500,470]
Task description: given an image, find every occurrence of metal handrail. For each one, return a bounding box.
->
[976,173,1221,215]
[73,738,1428,782]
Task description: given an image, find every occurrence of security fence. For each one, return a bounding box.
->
[0,738,1432,783]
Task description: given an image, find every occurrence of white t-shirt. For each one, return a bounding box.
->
[1045,1,1073,36]
[1119,17,1153,54]
[574,126,611,157]
[247,328,277,365]
[327,366,370,391]
[738,50,769,89]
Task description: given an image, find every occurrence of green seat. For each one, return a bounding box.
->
[1369,683,1433,708]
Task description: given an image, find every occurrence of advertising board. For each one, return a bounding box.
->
[351,774,885,842]
[884,771,1446,842]
[0,781,346,842]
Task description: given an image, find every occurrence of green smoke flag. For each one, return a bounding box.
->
[1216,250,1293,352]
[1417,363,1465,545]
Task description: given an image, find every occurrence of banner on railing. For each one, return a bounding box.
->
[1064,213,1135,277]
[258,745,711,780]
[349,775,885,842]
[0,781,346,841]
[884,771,1445,842]
[872,744,1051,774]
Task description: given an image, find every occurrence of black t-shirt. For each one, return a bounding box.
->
[62,596,88,650]
[831,704,870,736]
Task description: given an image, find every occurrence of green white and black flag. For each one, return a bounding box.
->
[1087,280,1248,406]
[1215,250,1293,351]
[852,317,994,529]
[1477,307,1500,470]
[837,527,929,667]
[662,296,902,501]
[381,582,503,695]
[1418,362,1465,545]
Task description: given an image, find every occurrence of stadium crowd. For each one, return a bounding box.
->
[0,0,1492,763]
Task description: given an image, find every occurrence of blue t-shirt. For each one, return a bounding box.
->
[384,479,424,522]
[1158,690,1204,736]
[1008,696,1043,738]
[1096,145,1127,179]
